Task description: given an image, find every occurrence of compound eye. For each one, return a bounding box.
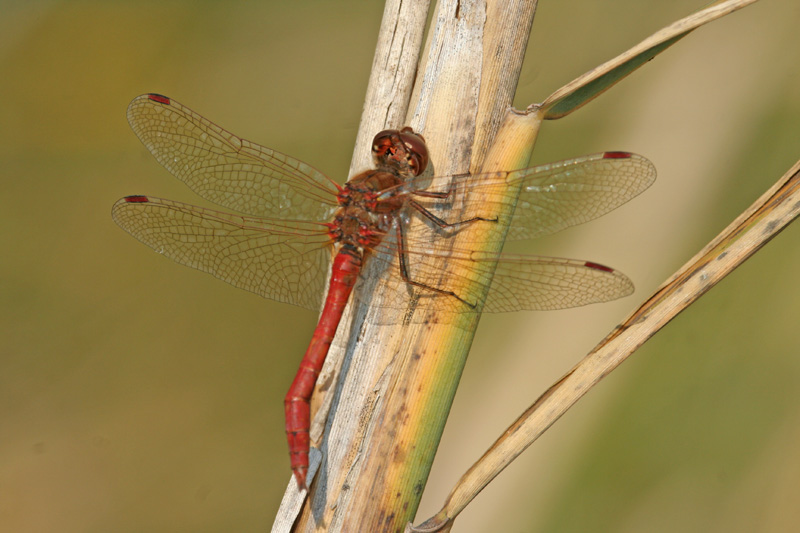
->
[372,129,399,158]
[400,126,425,144]
[399,129,429,176]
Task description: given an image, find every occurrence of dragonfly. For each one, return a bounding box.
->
[112,93,656,489]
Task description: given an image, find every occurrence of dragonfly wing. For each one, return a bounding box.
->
[111,195,331,311]
[365,233,633,315]
[481,254,634,312]
[127,94,340,220]
[504,152,655,240]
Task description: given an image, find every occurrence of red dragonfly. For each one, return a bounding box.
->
[112,93,655,489]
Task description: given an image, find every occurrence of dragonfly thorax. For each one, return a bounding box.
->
[328,208,389,251]
[340,169,406,214]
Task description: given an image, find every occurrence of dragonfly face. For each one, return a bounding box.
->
[371,128,429,178]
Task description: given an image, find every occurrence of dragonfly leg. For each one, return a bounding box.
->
[407,198,497,229]
[408,173,470,200]
[394,223,477,308]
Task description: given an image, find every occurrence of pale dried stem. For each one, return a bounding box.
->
[273,0,539,531]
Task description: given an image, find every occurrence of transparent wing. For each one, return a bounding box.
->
[127,94,340,220]
[482,254,633,312]
[111,195,331,310]
[506,151,656,240]
[364,231,634,316]
[408,151,655,242]
[111,196,633,318]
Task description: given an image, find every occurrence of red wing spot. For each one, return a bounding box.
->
[124,195,150,203]
[603,151,631,159]
[584,261,614,273]
[147,93,171,105]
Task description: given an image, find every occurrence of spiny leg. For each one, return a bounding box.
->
[394,223,477,308]
[407,198,497,229]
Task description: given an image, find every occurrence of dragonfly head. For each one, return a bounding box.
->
[372,127,428,177]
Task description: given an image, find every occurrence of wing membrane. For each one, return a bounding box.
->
[409,152,655,242]
[505,152,656,240]
[127,94,340,220]
[366,234,634,315]
[111,195,331,310]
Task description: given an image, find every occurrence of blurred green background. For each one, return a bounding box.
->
[2,1,799,531]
